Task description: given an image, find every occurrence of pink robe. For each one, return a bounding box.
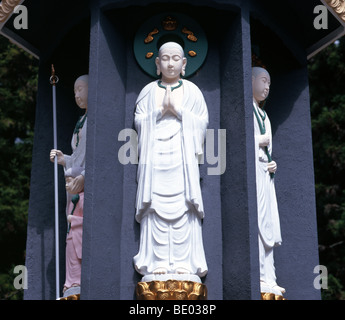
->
[64,192,84,289]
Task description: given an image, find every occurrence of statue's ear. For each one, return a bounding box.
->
[155,57,161,76]
[181,57,187,77]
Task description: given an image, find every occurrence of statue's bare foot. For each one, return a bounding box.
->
[260,281,286,295]
[175,268,191,274]
[153,267,168,275]
[272,285,286,294]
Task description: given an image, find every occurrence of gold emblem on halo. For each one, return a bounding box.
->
[144,28,159,44]
[188,50,197,57]
[182,27,198,42]
[162,16,178,31]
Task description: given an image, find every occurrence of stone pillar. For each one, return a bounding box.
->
[80,4,127,300]
[220,6,261,300]
[268,68,321,300]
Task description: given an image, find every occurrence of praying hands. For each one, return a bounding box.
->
[161,84,182,118]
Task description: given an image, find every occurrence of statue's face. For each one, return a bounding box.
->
[252,71,271,102]
[74,79,88,109]
[156,46,186,81]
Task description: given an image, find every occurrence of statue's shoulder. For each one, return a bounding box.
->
[141,80,157,92]
[183,79,202,95]
[183,79,205,104]
[137,81,157,103]
[183,79,195,88]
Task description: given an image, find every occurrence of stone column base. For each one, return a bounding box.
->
[136,280,207,300]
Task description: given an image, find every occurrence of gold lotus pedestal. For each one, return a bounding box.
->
[136,280,207,300]
[261,292,286,300]
[59,294,80,300]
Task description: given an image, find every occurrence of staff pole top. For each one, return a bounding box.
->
[50,64,59,86]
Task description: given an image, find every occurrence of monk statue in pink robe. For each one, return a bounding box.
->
[50,75,88,297]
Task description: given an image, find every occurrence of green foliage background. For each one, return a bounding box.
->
[308,39,345,300]
[0,36,37,299]
[0,34,345,299]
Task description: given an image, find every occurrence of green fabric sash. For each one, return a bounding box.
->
[253,105,275,179]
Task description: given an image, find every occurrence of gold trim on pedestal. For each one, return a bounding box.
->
[59,294,80,300]
[261,292,286,300]
[136,280,207,300]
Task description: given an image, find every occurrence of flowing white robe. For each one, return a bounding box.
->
[133,80,208,277]
[253,101,282,287]
[64,116,87,215]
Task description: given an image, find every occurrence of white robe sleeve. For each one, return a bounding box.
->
[134,82,158,220]
[180,81,209,218]
[134,80,209,221]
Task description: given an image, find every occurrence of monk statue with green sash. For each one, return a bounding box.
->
[133,40,208,283]
[50,75,88,298]
[252,67,285,297]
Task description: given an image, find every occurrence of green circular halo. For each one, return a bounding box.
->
[134,12,208,78]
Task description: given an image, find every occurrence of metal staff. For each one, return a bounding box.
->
[50,65,60,299]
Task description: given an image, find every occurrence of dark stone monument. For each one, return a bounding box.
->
[1,0,344,300]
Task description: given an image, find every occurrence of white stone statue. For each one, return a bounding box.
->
[50,75,88,296]
[133,42,208,283]
[252,67,285,296]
